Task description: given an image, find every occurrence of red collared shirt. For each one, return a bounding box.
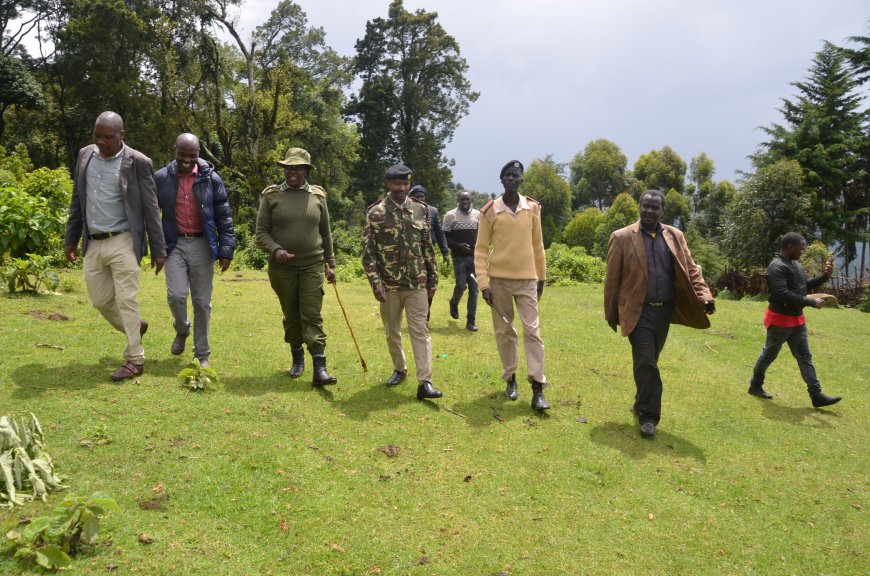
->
[175,164,203,234]
[764,308,806,328]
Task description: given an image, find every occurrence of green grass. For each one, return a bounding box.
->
[1,269,867,575]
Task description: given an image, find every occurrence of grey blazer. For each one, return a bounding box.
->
[64,144,166,264]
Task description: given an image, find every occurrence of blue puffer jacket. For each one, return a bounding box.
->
[154,159,236,261]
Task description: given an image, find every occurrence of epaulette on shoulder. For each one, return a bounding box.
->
[525,196,540,206]
[261,184,281,196]
[480,200,494,213]
[366,199,382,212]
[309,184,327,198]
[409,196,427,206]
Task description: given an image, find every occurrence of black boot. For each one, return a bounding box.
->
[748,384,773,399]
[417,381,443,399]
[528,377,550,411]
[504,374,518,400]
[808,384,841,408]
[449,299,459,319]
[287,347,304,378]
[311,354,337,386]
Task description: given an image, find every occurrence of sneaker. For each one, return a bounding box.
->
[639,422,656,438]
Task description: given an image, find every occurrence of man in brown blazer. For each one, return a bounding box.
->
[604,190,715,437]
[64,111,166,381]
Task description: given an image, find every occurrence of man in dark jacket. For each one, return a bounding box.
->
[748,232,841,407]
[409,185,448,322]
[154,133,235,368]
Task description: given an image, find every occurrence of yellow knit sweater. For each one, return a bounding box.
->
[473,194,546,290]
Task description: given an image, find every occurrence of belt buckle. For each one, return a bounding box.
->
[647,301,664,307]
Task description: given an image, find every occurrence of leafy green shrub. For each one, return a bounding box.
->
[800,240,833,278]
[335,257,366,282]
[232,218,268,270]
[331,221,362,259]
[563,207,604,253]
[0,254,60,293]
[5,491,120,570]
[58,274,81,294]
[178,360,219,394]
[545,243,606,285]
[1,413,65,508]
[858,285,870,313]
[685,225,728,286]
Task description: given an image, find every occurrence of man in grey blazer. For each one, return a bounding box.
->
[604,190,715,437]
[64,111,166,381]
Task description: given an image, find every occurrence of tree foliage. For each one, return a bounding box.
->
[721,159,812,268]
[521,156,572,247]
[346,0,478,206]
[562,207,604,254]
[569,138,627,210]
[633,146,687,193]
[594,192,638,258]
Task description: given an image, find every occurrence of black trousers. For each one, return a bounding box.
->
[628,301,674,425]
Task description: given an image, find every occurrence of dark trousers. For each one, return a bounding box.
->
[628,301,674,425]
[750,323,820,391]
[450,255,478,322]
[267,262,327,354]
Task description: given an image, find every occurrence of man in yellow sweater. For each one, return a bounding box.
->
[474,160,550,411]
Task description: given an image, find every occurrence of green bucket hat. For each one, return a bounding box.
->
[278,147,314,169]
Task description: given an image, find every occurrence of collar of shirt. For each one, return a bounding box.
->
[178,162,199,180]
[280,180,309,193]
[387,196,407,210]
[494,194,530,214]
[641,222,664,238]
[92,143,125,161]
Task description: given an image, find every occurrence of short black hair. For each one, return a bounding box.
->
[640,189,666,208]
[780,232,806,249]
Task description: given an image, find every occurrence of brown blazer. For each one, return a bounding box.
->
[64,144,165,264]
[604,221,712,336]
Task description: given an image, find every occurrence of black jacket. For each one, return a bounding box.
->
[766,254,829,315]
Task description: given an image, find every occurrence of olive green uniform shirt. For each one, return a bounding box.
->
[256,181,335,268]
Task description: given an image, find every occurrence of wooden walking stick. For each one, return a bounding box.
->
[331,280,367,372]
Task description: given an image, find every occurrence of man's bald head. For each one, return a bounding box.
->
[93,111,125,157]
[175,133,200,149]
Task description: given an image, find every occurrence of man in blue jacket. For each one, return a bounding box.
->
[154,133,235,368]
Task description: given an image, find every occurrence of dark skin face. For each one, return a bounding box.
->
[500,167,523,197]
[283,165,310,188]
[386,179,411,204]
[458,191,472,211]
[639,194,664,232]
[781,239,807,260]
[93,119,124,158]
[175,139,200,175]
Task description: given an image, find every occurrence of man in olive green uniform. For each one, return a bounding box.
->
[257,148,337,386]
[362,164,443,400]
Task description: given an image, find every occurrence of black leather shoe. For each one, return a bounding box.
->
[640,422,656,438]
[449,299,459,319]
[528,377,550,411]
[385,370,406,387]
[504,374,518,401]
[466,321,478,332]
[311,355,337,386]
[170,332,189,356]
[287,347,304,378]
[748,385,773,399]
[811,393,842,408]
[417,381,443,399]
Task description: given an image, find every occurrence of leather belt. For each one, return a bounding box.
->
[179,232,204,238]
[89,229,128,240]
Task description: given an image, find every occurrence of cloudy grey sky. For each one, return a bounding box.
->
[240,1,866,192]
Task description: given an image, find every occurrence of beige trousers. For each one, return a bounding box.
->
[379,289,432,383]
[489,277,545,383]
[83,232,144,364]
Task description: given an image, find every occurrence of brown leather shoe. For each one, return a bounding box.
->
[140,320,148,335]
[110,361,144,381]
[170,332,188,355]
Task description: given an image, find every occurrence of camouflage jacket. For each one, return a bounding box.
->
[362,196,438,292]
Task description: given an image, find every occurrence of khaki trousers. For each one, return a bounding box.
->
[380,289,432,383]
[489,277,545,383]
[83,231,144,364]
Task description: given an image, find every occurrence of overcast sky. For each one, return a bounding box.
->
[142,1,870,193]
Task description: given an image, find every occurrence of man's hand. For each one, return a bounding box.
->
[608,321,618,333]
[427,286,436,299]
[325,266,336,284]
[274,249,295,264]
[373,286,386,303]
[218,258,231,273]
[442,254,450,265]
[459,243,472,253]
[704,300,716,314]
[64,245,78,263]
[813,298,825,309]
[537,280,544,300]
[823,258,834,277]
[153,257,166,275]
[482,288,493,306]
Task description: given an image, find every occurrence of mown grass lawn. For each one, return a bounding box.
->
[1,269,867,575]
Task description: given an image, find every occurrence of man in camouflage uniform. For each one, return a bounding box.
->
[256,147,337,386]
[362,163,443,400]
